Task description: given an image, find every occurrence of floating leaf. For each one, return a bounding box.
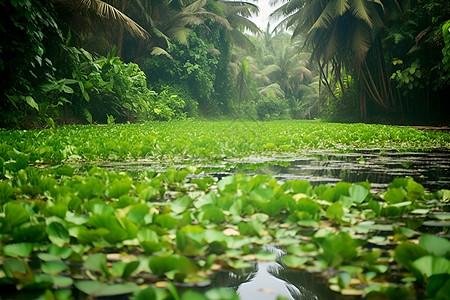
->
[282,255,310,268]
[349,184,370,204]
[3,243,33,257]
[75,281,139,297]
[412,256,450,278]
[419,234,450,257]
[4,202,29,228]
[46,222,70,247]
[41,260,69,275]
[84,253,110,277]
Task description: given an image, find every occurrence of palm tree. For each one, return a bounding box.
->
[53,0,231,59]
[216,0,261,51]
[53,0,149,57]
[271,0,399,119]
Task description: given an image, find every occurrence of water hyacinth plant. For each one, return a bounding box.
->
[0,120,449,299]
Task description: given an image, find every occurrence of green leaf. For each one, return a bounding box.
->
[127,204,150,225]
[46,222,70,247]
[426,274,450,299]
[204,288,240,300]
[383,187,407,204]
[412,256,450,278]
[394,242,428,268]
[349,184,370,204]
[238,219,263,236]
[105,179,132,198]
[25,96,39,111]
[84,253,110,277]
[171,196,192,215]
[4,202,29,227]
[41,260,69,274]
[75,281,139,297]
[181,290,209,300]
[419,234,450,257]
[326,202,344,220]
[122,261,140,279]
[0,182,15,203]
[281,255,310,268]
[3,243,33,257]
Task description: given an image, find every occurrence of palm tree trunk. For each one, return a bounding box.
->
[116,0,127,58]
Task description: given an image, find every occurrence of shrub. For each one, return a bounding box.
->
[256,96,290,121]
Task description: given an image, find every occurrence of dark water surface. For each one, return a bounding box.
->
[101,149,450,191]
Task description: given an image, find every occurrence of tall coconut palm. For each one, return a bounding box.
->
[53,0,231,59]
[53,0,149,57]
[215,0,261,51]
[271,0,398,119]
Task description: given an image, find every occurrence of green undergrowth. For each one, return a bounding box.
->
[0,121,449,172]
[0,165,449,299]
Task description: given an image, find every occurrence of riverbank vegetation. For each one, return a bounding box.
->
[1,0,450,128]
[1,1,450,299]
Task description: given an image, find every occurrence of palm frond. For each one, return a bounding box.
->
[229,30,256,52]
[54,0,149,38]
[351,22,371,63]
[350,0,373,27]
[258,83,285,98]
[151,46,173,58]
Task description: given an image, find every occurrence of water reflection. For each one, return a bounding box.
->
[99,149,450,191]
[218,150,450,190]
[208,246,343,300]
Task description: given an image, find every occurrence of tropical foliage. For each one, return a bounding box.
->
[272,0,450,122]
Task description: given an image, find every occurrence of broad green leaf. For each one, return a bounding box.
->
[201,205,225,223]
[3,258,28,278]
[149,255,195,278]
[13,223,47,243]
[282,255,310,268]
[412,256,450,278]
[41,260,69,274]
[0,181,14,203]
[349,184,370,204]
[181,290,208,300]
[426,274,450,299]
[88,214,128,243]
[122,261,140,279]
[394,242,428,267]
[3,243,33,257]
[4,202,29,227]
[326,202,344,220]
[84,253,110,277]
[46,222,70,247]
[75,281,139,297]
[419,234,450,257]
[106,179,132,198]
[204,288,240,300]
[171,196,192,215]
[238,219,263,236]
[383,187,407,204]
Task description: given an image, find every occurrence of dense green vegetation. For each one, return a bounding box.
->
[1,0,450,299]
[1,121,449,170]
[0,121,449,299]
[1,0,450,128]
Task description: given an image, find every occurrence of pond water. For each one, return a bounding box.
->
[101,149,450,191]
[94,149,450,300]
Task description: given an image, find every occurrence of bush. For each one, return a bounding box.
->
[153,84,198,118]
[256,97,290,121]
